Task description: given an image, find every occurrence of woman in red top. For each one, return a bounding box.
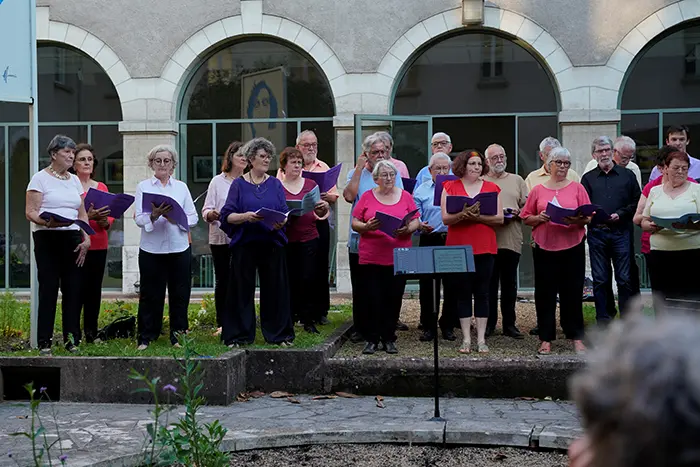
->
[279,148,330,334]
[72,144,114,343]
[440,150,503,354]
[352,160,419,355]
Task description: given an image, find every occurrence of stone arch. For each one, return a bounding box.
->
[162,5,345,119]
[609,0,700,107]
[36,7,132,117]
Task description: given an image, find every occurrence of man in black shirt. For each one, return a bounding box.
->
[581,136,641,324]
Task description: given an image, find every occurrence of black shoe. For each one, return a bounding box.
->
[303,323,320,334]
[442,329,457,341]
[485,327,495,338]
[419,330,435,342]
[504,326,525,339]
[65,343,79,353]
[350,331,364,343]
[529,326,539,336]
[396,320,409,331]
[417,323,424,330]
[316,316,330,325]
[384,341,398,354]
[362,342,377,355]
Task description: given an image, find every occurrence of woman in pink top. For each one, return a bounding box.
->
[521,147,591,355]
[279,147,329,334]
[352,160,419,355]
[202,141,246,335]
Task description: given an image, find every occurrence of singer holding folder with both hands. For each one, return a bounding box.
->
[134,145,198,351]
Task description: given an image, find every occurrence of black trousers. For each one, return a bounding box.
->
[649,248,700,311]
[533,241,585,342]
[286,238,321,325]
[449,254,494,319]
[418,233,458,331]
[349,251,369,337]
[223,241,294,345]
[210,244,231,328]
[487,248,521,330]
[315,219,331,318]
[33,230,83,349]
[137,248,191,345]
[78,249,107,343]
[361,264,407,344]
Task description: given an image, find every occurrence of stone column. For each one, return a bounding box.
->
[334,117,354,294]
[119,121,178,293]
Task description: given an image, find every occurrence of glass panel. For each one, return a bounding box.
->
[91,125,123,288]
[38,126,86,168]
[393,32,557,115]
[622,23,700,110]
[37,45,122,122]
[0,128,5,289]
[9,127,30,288]
[621,113,659,184]
[216,123,242,171]
[0,102,28,123]
[663,111,700,151]
[391,121,432,177]
[182,40,334,120]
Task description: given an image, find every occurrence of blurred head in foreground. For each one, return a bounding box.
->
[569,312,700,467]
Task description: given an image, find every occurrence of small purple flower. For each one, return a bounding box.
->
[59,454,68,462]
[162,384,177,393]
[40,387,47,393]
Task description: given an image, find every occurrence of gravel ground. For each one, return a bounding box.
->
[336,299,590,358]
[228,445,568,466]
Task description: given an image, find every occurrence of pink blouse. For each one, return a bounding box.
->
[520,181,591,252]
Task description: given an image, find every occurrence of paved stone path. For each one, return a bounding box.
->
[0,396,582,466]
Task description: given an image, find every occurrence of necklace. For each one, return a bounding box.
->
[249,172,266,189]
[247,172,269,199]
[49,165,70,180]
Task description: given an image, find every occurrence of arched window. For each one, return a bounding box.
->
[621,21,700,182]
[391,31,559,288]
[178,39,335,288]
[0,44,123,289]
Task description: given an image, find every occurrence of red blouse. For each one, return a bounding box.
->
[284,178,320,244]
[444,179,500,255]
[82,182,114,251]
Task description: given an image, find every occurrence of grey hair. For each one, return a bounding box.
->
[372,160,398,181]
[374,131,394,149]
[47,134,76,157]
[429,152,451,167]
[571,312,700,467]
[614,135,636,152]
[546,146,571,166]
[362,133,385,153]
[295,130,316,145]
[147,144,179,170]
[591,135,614,153]
[431,132,451,143]
[539,136,561,153]
[241,137,276,164]
[485,143,506,158]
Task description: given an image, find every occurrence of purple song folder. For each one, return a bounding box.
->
[432,175,459,206]
[142,193,190,231]
[545,202,602,225]
[302,163,342,193]
[375,209,419,238]
[84,188,135,219]
[254,208,290,230]
[39,212,96,235]
[401,177,418,194]
[445,192,498,216]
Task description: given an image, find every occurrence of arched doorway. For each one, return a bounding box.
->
[0,44,123,289]
[177,38,335,288]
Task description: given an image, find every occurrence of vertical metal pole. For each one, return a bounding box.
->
[29,0,39,348]
[430,276,443,421]
[4,126,9,291]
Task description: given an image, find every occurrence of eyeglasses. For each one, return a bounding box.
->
[553,160,571,167]
[593,148,612,155]
[378,173,396,179]
[488,154,505,161]
[431,166,451,173]
[153,158,172,165]
[300,143,318,149]
[668,165,689,173]
[257,154,272,160]
[369,150,388,156]
[431,140,450,148]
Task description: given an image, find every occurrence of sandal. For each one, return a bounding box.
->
[458,341,471,354]
[573,340,587,354]
[538,342,551,355]
[477,342,489,353]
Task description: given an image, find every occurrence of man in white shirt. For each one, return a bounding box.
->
[415,133,453,186]
[649,125,700,181]
[584,136,642,188]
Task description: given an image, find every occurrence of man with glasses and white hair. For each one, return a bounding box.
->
[413,152,458,342]
[584,136,642,188]
[525,136,581,192]
[416,133,454,186]
[374,131,410,179]
[484,144,528,339]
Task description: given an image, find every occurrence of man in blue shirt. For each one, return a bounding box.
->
[413,153,458,342]
[343,133,404,342]
[415,132,454,186]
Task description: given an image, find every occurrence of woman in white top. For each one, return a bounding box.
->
[134,145,198,350]
[202,141,246,336]
[25,135,91,353]
[642,151,700,309]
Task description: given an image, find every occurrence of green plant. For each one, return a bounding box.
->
[0,291,24,338]
[189,294,217,328]
[9,383,67,467]
[131,333,229,467]
[103,299,135,320]
[128,371,174,466]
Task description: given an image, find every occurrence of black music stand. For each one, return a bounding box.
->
[393,245,475,421]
